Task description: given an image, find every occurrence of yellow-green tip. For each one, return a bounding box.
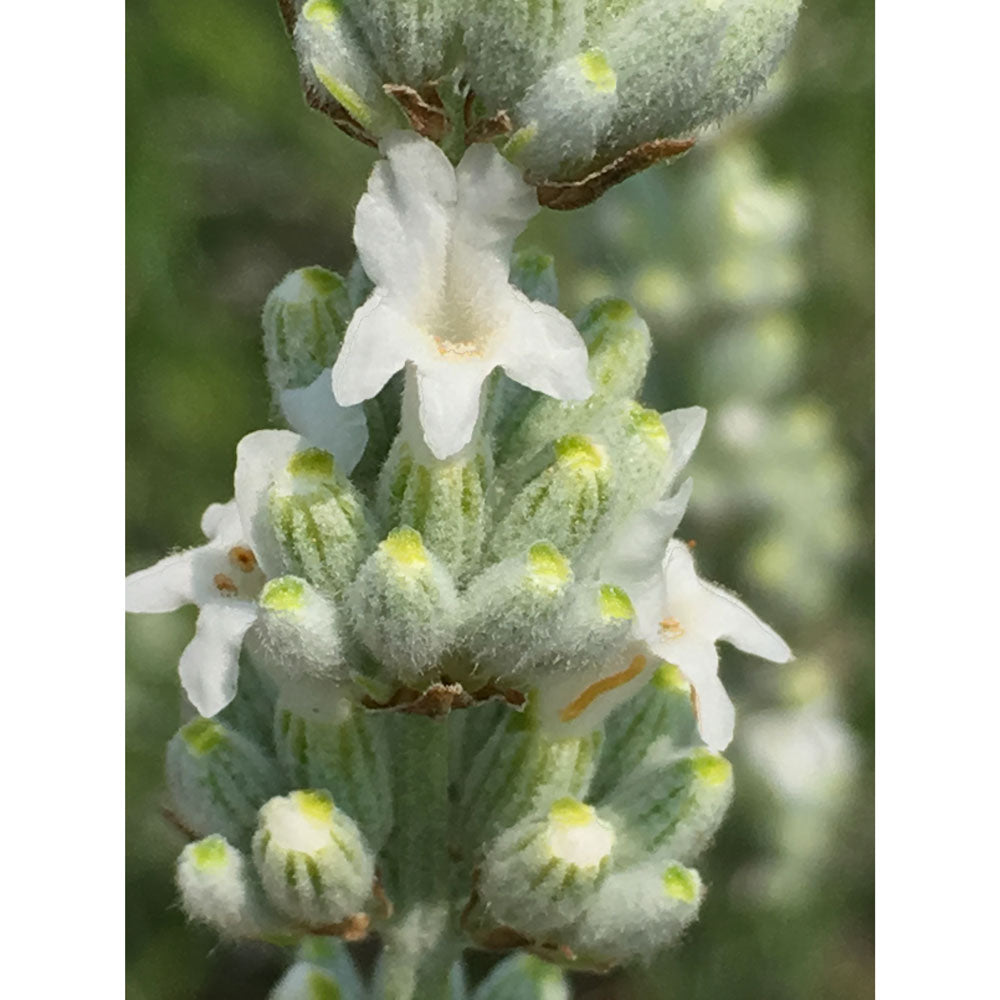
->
[287,447,336,481]
[190,835,230,871]
[382,527,429,568]
[528,542,572,588]
[292,789,336,826]
[578,48,617,93]
[180,718,227,756]
[554,434,607,472]
[628,403,670,446]
[589,298,635,325]
[549,797,595,828]
[599,584,635,621]
[651,662,691,693]
[260,576,307,613]
[305,968,342,1000]
[691,748,733,787]
[302,0,342,26]
[663,863,700,903]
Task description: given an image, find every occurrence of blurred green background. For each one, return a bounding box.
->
[126,2,873,997]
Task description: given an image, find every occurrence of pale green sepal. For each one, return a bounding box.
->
[472,953,570,1000]
[267,447,377,598]
[274,705,394,849]
[262,267,352,396]
[510,249,559,307]
[252,789,376,929]
[590,662,698,801]
[166,718,284,846]
[376,435,492,583]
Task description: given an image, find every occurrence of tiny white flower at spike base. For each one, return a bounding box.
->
[632,540,792,751]
[125,429,318,717]
[331,131,592,459]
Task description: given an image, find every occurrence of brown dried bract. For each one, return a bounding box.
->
[372,874,394,920]
[363,681,526,716]
[466,110,514,146]
[536,136,696,211]
[303,79,379,148]
[277,0,297,36]
[385,84,449,142]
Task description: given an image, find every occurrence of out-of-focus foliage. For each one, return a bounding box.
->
[126,1,873,997]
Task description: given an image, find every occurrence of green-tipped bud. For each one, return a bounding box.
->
[511,47,619,181]
[490,435,614,565]
[346,527,460,687]
[604,744,734,866]
[377,437,492,583]
[294,1,402,134]
[602,400,673,519]
[262,267,352,395]
[177,835,273,938]
[272,940,366,1000]
[253,576,352,711]
[461,543,575,685]
[568,859,704,963]
[476,798,617,942]
[510,249,559,308]
[458,699,602,850]
[253,790,375,929]
[268,447,376,597]
[472,953,570,1000]
[166,718,283,845]
[543,582,636,680]
[591,662,698,801]
[275,706,393,849]
[498,299,651,472]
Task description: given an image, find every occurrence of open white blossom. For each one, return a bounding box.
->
[630,540,792,751]
[331,131,592,459]
[125,430,309,716]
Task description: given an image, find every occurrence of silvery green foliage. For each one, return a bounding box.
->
[134,256,791,998]
[283,0,800,186]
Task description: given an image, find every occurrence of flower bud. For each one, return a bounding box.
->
[253,790,375,929]
[478,798,616,941]
[268,447,376,597]
[262,267,351,396]
[377,436,492,583]
[569,859,704,963]
[166,718,284,845]
[275,705,394,849]
[472,953,570,1000]
[270,939,365,1000]
[269,962,347,1000]
[510,47,619,180]
[490,435,613,565]
[176,835,273,938]
[498,299,651,474]
[461,542,575,684]
[591,662,698,801]
[294,0,402,134]
[346,527,461,687]
[459,699,602,850]
[604,744,734,866]
[252,575,352,711]
[602,400,673,519]
[510,249,559,308]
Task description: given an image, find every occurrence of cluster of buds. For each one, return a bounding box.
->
[279,0,801,206]
[126,3,802,994]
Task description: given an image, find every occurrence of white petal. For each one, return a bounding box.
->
[662,406,707,479]
[498,294,592,401]
[455,142,538,258]
[691,671,736,752]
[279,367,369,473]
[601,479,694,592]
[125,549,197,613]
[179,602,257,717]
[331,292,414,405]
[234,429,305,578]
[700,578,793,663]
[200,500,243,545]
[354,133,455,303]
[415,361,493,459]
